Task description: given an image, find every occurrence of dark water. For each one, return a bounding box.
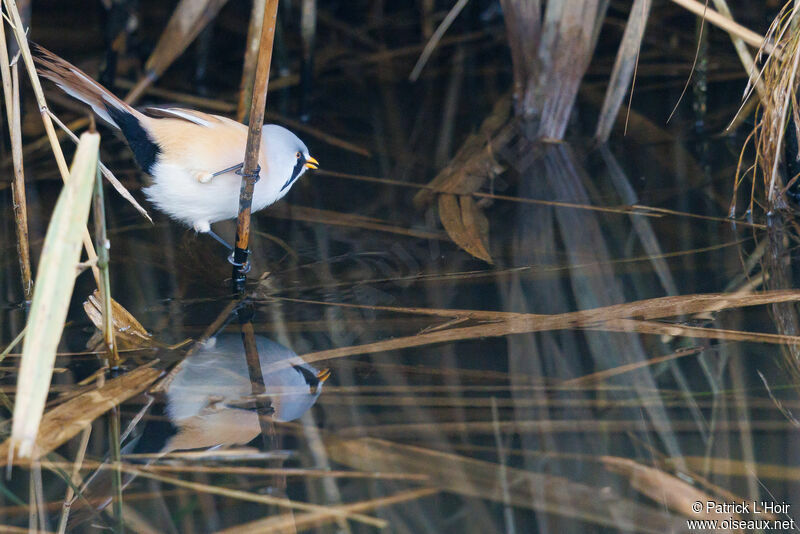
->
[0,1,797,533]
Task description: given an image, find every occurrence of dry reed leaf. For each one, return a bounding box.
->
[601,318,800,345]
[292,290,800,367]
[10,132,100,460]
[1,364,160,462]
[499,0,540,101]
[438,194,493,263]
[502,0,603,137]
[602,456,740,525]
[83,290,155,350]
[526,0,603,139]
[326,437,686,533]
[460,195,491,259]
[216,488,438,534]
[594,0,652,143]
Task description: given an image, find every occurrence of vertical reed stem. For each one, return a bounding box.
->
[0,17,32,300]
[9,66,31,300]
[93,155,119,365]
[233,0,281,453]
[232,0,280,289]
[238,302,276,449]
[56,426,91,534]
[237,0,267,123]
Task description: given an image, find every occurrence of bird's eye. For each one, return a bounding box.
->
[295,152,301,159]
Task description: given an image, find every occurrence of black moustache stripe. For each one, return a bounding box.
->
[293,364,320,391]
[281,158,305,191]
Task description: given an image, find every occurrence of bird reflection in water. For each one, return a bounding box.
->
[67,335,329,528]
[163,334,330,452]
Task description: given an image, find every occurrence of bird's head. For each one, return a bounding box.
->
[293,365,331,397]
[262,125,318,194]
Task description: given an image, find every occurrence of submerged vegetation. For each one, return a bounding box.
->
[1,0,800,532]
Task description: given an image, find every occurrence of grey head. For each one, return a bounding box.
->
[261,124,319,194]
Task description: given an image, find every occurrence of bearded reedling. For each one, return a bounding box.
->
[33,44,318,249]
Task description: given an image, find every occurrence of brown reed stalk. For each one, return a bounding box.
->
[229,0,282,456]
[237,0,267,122]
[0,18,31,300]
[240,315,276,448]
[232,0,280,287]
[9,71,32,295]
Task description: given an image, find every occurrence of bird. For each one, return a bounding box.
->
[65,334,329,529]
[164,333,329,451]
[32,45,318,249]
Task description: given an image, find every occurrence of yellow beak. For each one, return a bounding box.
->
[316,368,331,382]
[304,156,319,170]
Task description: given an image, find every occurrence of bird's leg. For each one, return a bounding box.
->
[195,221,233,251]
[206,229,233,251]
[192,163,245,184]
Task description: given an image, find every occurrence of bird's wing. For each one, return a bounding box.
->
[142,107,222,127]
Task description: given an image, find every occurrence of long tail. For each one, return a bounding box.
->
[31,44,141,128]
[33,44,160,173]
